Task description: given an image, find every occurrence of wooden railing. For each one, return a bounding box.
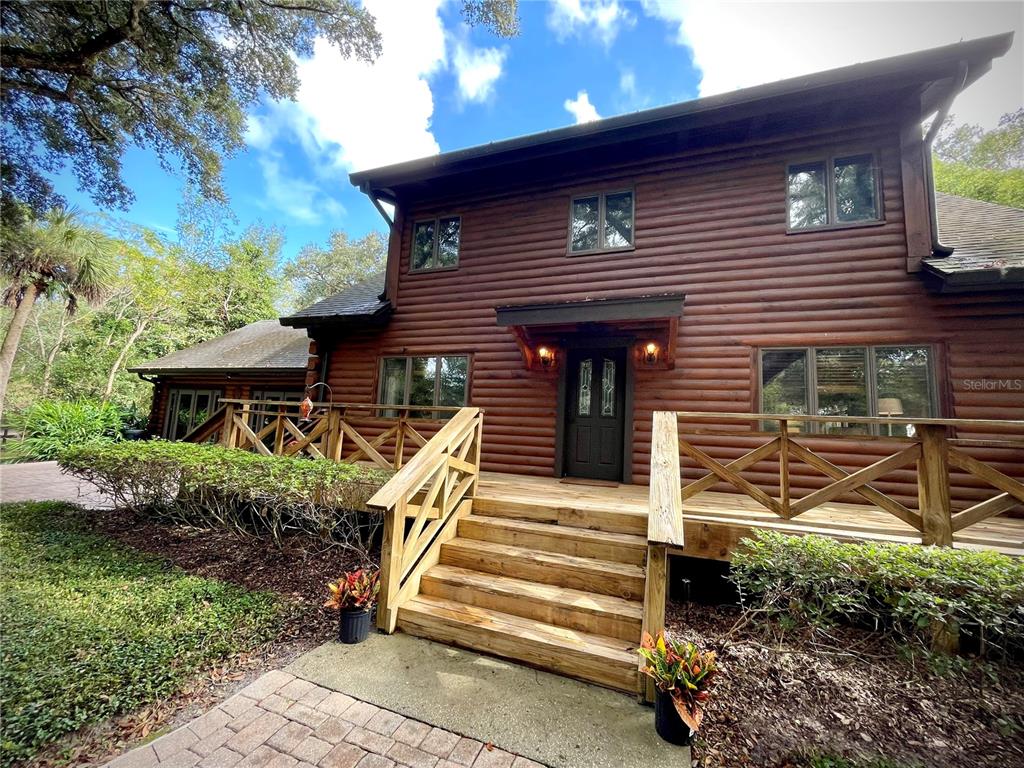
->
[205,399,464,470]
[367,406,484,632]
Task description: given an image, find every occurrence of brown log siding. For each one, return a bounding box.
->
[322,115,1024,509]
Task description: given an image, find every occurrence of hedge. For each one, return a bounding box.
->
[59,441,391,555]
[730,531,1024,655]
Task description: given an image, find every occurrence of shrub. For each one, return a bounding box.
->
[59,441,391,556]
[6,399,123,461]
[730,531,1024,655]
[638,630,717,732]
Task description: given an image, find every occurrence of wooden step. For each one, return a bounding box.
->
[439,539,646,601]
[419,565,643,642]
[458,515,647,566]
[397,595,638,692]
[472,495,647,535]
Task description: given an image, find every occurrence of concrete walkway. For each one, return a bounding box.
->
[0,460,110,507]
[107,669,542,768]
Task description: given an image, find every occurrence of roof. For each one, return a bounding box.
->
[279,273,390,328]
[350,33,1013,195]
[924,193,1024,292]
[130,320,310,375]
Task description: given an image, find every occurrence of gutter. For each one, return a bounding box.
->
[922,60,969,258]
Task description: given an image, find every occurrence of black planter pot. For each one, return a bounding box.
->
[654,690,693,746]
[338,608,371,644]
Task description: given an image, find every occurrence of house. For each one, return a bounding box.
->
[137,34,1023,694]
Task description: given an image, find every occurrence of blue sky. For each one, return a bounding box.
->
[55,1,1023,263]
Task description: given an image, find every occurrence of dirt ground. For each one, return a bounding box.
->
[666,601,1024,768]
[31,508,368,768]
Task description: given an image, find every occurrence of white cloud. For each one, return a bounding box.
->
[619,68,636,99]
[452,36,508,103]
[640,1,1022,129]
[257,153,345,225]
[564,90,602,124]
[548,0,634,47]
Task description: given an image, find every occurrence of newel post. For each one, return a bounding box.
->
[376,497,405,634]
[220,402,237,448]
[917,424,953,547]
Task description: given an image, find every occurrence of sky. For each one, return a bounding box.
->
[56,0,1024,261]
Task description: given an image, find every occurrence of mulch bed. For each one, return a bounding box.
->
[666,601,1024,768]
[32,508,371,768]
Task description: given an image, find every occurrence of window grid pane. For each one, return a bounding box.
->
[834,154,878,223]
[600,359,616,416]
[815,347,869,434]
[760,350,809,432]
[437,217,460,267]
[571,197,600,252]
[577,359,592,416]
[603,192,633,248]
[787,162,828,229]
[438,356,468,406]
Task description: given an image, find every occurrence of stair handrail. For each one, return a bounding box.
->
[368,406,484,632]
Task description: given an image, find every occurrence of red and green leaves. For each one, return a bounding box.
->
[638,630,718,733]
[324,568,380,611]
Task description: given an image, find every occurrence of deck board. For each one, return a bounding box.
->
[475,472,1024,557]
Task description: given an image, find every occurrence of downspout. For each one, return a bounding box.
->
[922,60,969,258]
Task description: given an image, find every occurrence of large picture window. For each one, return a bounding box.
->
[787,153,880,231]
[164,388,221,440]
[569,190,634,254]
[760,346,935,435]
[378,355,469,417]
[411,216,461,271]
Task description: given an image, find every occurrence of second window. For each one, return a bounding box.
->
[570,190,634,254]
[412,217,461,271]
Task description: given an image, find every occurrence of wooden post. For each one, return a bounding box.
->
[917,424,953,547]
[648,411,684,547]
[220,402,237,448]
[273,405,286,455]
[469,412,484,497]
[395,409,407,469]
[639,543,668,703]
[376,497,406,633]
[327,407,343,461]
[779,419,790,518]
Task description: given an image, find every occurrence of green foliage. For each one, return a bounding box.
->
[59,441,390,554]
[325,569,380,611]
[283,230,386,310]
[730,531,1024,655]
[0,501,282,765]
[804,755,921,768]
[933,109,1024,208]
[638,630,718,732]
[7,399,123,461]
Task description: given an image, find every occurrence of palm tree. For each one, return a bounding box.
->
[0,209,118,423]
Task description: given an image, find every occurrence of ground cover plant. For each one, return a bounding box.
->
[730,531,1024,656]
[0,501,284,766]
[6,399,123,461]
[59,441,390,553]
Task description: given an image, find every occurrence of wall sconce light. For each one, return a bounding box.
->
[644,341,660,365]
[537,346,555,369]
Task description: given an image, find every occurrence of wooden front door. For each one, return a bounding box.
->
[565,347,626,481]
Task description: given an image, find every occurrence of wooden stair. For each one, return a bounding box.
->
[395,495,647,693]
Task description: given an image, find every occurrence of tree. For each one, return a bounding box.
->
[933,110,1024,208]
[0,209,118,420]
[1,1,518,216]
[284,230,386,309]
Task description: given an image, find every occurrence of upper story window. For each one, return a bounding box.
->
[411,216,460,271]
[760,345,935,435]
[786,153,880,231]
[569,190,634,254]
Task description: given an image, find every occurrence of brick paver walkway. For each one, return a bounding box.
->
[106,670,544,768]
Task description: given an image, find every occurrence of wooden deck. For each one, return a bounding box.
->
[475,472,1024,558]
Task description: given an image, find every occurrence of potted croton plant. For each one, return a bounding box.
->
[638,630,718,746]
[324,568,380,644]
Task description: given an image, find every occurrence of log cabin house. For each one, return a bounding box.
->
[137,35,1024,695]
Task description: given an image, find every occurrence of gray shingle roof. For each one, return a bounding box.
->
[924,193,1024,290]
[279,273,390,327]
[130,320,310,374]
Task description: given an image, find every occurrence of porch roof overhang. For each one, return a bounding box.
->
[495,293,685,328]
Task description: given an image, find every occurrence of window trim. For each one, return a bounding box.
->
[785,151,883,234]
[376,354,471,413]
[164,387,222,439]
[567,188,636,256]
[757,344,937,434]
[409,215,462,273]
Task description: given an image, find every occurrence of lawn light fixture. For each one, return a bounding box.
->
[644,341,660,365]
[537,346,555,369]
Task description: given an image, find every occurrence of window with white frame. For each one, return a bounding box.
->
[164,388,221,440]
[786,153,880,230]
[759,346,935,435]
[378,355,469,417]
[569,190,634,253]
[411,217,461,271]
[249,389,304,429]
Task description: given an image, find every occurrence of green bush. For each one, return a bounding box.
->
[0,501,283,766]
[6,399,123,461]
[59,441,390,555]
[730,531,1024,655]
